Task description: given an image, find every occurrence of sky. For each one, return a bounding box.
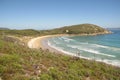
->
[0,0,120,30]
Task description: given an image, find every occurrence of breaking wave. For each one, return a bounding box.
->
[47,31,120,67]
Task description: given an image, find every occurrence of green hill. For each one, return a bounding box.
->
[0,24,111,36]
[0,27,10,30]
[0,29,41,36]
[44,24,111,35]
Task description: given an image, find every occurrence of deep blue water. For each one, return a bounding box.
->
[48,29,120,67]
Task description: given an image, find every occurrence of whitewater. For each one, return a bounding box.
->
[48,29,120,67]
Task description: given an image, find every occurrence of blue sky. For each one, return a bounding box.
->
[0,0,120,29]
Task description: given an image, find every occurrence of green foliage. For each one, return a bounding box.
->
[0,54,19,65]
[0,54,23,80]
[47,24,109,35]
[0,24,110,36]
[0,29,41,36]
[0,26,119,80]
[40,74,53,80]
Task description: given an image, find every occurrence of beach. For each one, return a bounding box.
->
[28,30,120,67]
[27,32,111,49]
[27,34,68,54]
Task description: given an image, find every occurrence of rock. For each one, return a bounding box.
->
[34,70,41,75]
[86,77,90,80]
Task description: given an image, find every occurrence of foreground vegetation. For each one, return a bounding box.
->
[0,24,119,80]
[0,35,120,80]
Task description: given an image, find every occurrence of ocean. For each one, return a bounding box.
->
[48,29,120,67]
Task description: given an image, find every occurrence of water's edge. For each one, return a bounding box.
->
[47,30,120,67]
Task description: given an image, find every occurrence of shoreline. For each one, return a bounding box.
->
[27,32,112,55]
[27,33,120,67]
[27,34,74,57]
[27,31,111,50]
[27,34,69,53]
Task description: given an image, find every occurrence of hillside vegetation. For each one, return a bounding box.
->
[0,29,41,36]
[0,24,110,36]
[0,24,119,80]
[0,35,120,80]
[45,24,110,34]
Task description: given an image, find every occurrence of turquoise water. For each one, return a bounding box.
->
[48,29,120,67]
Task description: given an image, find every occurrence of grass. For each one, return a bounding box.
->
[0,25,119,80]
[0,34,120,80]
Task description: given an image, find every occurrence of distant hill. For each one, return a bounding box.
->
[48,24,111,35]
[0,29,40,36]
[0,27,10,30]
[0,24,111,36]
[107,28,120,30]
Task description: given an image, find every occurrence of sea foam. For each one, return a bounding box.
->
[67,44,115,57]
[48,40,120,67]
[48,33,120,67]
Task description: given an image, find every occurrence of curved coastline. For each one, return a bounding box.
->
[27,32,120,67]
[27,31,111,49]
[27,31,112,53]
[27,34,68,52]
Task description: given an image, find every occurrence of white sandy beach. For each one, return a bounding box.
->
[28,35,50,49]
[27,34,68,53]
